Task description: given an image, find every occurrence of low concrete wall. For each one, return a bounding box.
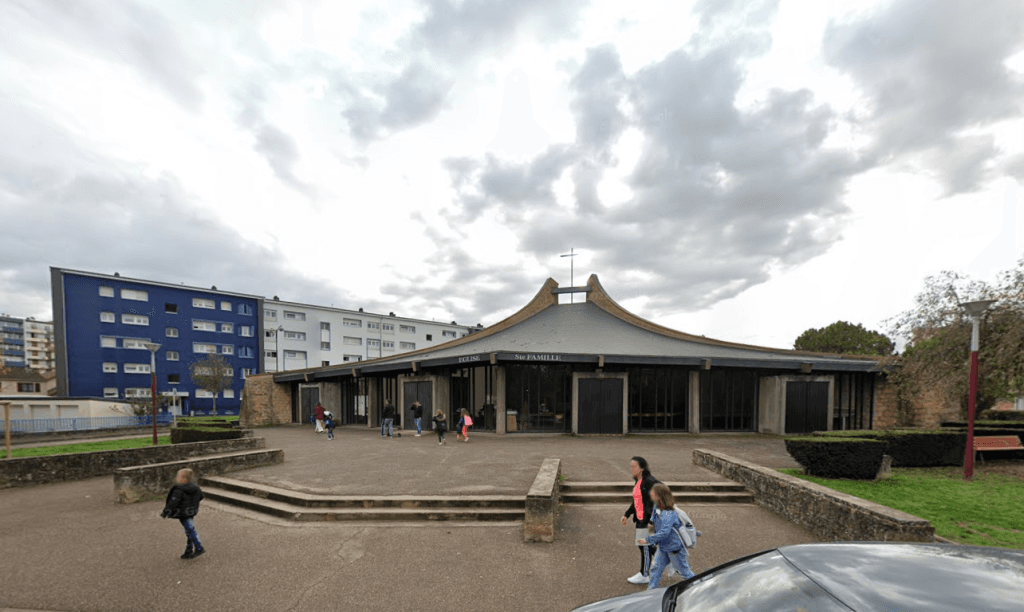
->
[1,436,264,488]
[524,457,561,543]
[114,449,285,503]
[693,449,935,542]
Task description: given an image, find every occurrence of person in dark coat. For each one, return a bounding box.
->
[382,400,396,439]
[621,456,659,584]
[411,400,424,436]
[161,468,206,559]
[432,408,448,445]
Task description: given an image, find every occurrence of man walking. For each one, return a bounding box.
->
[411,400,424,436]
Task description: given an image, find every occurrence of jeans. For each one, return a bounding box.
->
[382,418,394,437]
[648,547,694,589]
[414,417,422,435]
[179,517,202,551]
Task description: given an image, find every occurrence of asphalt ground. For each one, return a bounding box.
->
[0,425,820,612]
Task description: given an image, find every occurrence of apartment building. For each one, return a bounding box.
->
[23,319,55,370]
[0,314,26,368]
[51,268,264,415]
[262,299,479,372]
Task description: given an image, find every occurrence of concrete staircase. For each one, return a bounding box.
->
[200,475,526,522]
[560,481,754,505]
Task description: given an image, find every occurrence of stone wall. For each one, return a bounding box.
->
[1,437,264,488]
[114,448,284,503]
[241,373,292,427]
[524,458,561,543]
[693,449,935,542]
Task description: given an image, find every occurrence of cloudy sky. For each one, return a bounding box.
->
[2,0,1023,350]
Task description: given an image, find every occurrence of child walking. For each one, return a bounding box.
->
[161,468,206,559]
[638,483,695,589]
[455,408,473,443]
[324,411,336,440]
[432,408,448,445]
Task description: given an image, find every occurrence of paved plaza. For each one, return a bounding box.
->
[1,426,820,612]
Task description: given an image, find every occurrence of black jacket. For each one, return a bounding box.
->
[623,473,659,528]
[162,483,204,519]
[383,404,396,419]
[432,413,447,431]
[412,404,423,419]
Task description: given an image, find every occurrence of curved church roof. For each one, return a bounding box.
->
[275,275,879,382]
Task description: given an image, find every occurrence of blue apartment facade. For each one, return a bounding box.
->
[0,315,27,368]
[51,268,264,415]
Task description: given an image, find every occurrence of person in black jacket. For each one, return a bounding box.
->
[161,468,206,559]
[621,456,659,584]
[382,400,396,439]
[411,401,424,436]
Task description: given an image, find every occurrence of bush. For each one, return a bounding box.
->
[978,410,1024,422]
[785,438,885,479]
[816,430,965,467]
[170,426,244,444]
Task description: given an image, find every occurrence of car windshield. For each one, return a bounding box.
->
[673,551,851,612]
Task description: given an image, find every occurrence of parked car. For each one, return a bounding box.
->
[571,542,1024,612]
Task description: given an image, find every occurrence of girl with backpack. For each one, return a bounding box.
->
[638,482,695,589]
[455,408,473,443]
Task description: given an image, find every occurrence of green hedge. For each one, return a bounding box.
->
[978,410,1024,422]
[785,438,885,479]
[813,430,965,467]
[170,426,244,444]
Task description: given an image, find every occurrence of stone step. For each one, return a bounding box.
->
[560,481,746,493]
[201,475,525,509]
[200,476,526,522]
[560,491,754,504]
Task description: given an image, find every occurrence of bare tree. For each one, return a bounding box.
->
[188,353,234,415]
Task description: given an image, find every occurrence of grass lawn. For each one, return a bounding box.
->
[781,467,1024,549]
[3,435,172,459]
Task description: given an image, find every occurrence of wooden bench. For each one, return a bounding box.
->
[973,435,1024,463]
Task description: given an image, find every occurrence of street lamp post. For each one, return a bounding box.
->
[276,326,284,372]
[960,300,996,481]
[144,342,161,445]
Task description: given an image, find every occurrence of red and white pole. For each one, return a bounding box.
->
[964,318,981,481]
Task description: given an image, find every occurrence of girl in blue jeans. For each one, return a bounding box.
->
[639,483,695,589]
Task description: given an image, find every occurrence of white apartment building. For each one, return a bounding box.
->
[24,319,55,370]
[262,300,480,372]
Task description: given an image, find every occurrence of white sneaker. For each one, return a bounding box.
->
[667,567,678,578]
[627,572,650,584]
[415,434,421,437]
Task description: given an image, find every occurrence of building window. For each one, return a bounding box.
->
[223,389,235,399]
[400,342,416,350]
[343,336,362,346]
[383,341,394,350]
[193,320,216,332]
[193,343,217,353]
[283,310,305,321]
[221,301,232,311]
[166,303,178,314]
[103,388,118,398]
[18,382,41,392]
[103,362,117,373]
[321,342,330,350]
[123,338,149,350]
[264,308,277,319]
[383,323,394,332]
[285,350,305,359]
[120,289,148,301]
[400,325,415,333]
[367,322,380,330]
[100,336,117,348]
[238,347,254,358]
[100,312,115,323]
[166,351,179,361]
[166,327,178,338]
[193,298,215,309]
[265,350,277,359]
[195,389,213,398]
[343,355,361,362]
[124,388,152,398]
[222,345,234,355]
[322,360,330,366]
[239,326,254,337]
[426,334,433,341]
[99,286,114,297]
[242,368,256,376]
[265,330,276,338]
[322,322,332,330]
[122,314,149,326]
[443,330,457,338]
[124,363,151,374]
[238,304,253,316]
[343,318,361,328]
[219,323,233,333]
[168,374,180,383]
[284,331,306,340]
[367,339,380,348]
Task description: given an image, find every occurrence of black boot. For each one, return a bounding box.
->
[190,546,206,559]
[181,546,194,559]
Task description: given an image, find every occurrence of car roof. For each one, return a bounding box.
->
[778,542,1024,612]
